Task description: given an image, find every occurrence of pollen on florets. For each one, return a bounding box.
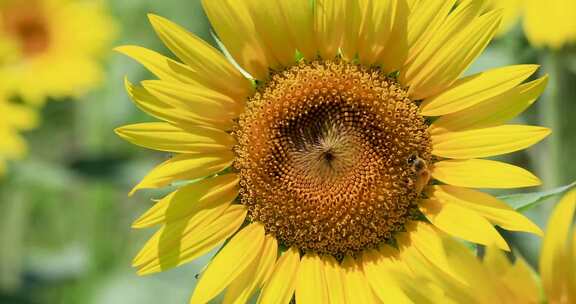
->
[233,60,432,257]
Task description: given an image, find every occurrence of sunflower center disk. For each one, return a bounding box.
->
[1,2,51,57]
[234,60,432,257]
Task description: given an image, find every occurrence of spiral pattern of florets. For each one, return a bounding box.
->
[234,60,431,257]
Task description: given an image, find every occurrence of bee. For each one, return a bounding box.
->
[407,153,431,196]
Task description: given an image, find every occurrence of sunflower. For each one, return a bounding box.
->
[0,0,116,105]
[484,0,576,48]
[412,188,576,303]
[0,82,37,175]
[116,0,550,302]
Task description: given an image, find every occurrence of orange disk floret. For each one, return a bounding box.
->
[234,60,432,257]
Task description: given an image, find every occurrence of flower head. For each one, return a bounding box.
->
[0,0,117,104]
[485,0,576,48]
[116,0,550,302]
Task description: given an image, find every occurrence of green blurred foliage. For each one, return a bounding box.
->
[0,1,575,304]
[0,1,216,303]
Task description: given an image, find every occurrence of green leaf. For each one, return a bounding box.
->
[498,181,576,212]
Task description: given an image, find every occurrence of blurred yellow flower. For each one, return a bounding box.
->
[539,189,576,303]
[0,0,117,105]
[116,0,550,302]
[485,0,576,48]
[523,0,576,49]
[0,83,38,175]
[481,0,523,36]
[413,189,576,303]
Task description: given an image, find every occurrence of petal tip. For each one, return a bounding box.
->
[522,64,540,74]
[533,226,544,237]
[530,177,542,187]
[147,13,161,23]
[131,217,146,229]
[147,13,171,31]
[136,268,153,276]
[113,45,133,55]
[114,127,127,138]
[128,186,140,197]
[499,240,511,252]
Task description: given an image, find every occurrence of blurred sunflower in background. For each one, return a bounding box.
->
[116,0,551,302]
[483,0,576,191]
[485,0,576,48]
[411,188,576,304]
[0,0,117,105]
[0,82,37,176]
[522,0,576,49]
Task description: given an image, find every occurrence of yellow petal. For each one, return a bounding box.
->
[147,14,252,99]
[341,256,378,304]
[387,264,447,304]
[377,0,409,73]
[432,159,541,189]
[314,0,347,59]
[430,76,549,133]
[223,234,278,304]
[124,79,232,130]
[482,245,513,277]
[404,0,480,72]
[340,0,362,61]
[439,236,501,303]
[244,0,298,67]
[201,0,272,79]
[132,174,239,228]
[357,0,409,72]
[420,65,538,116]
[431,125,550,159]
[296,253,328,304]
[405,0,456,62]
[420,199,509,250]
[190,222,265,304]
[503,254,541,303]
[258,247,301,304]
[361,247,412,303]
[427,185,542,236]
[484,0,523,36]
[277,0,316,60]
[540,189,576,303]
[399,222,467,285]
[405,0,418,10]
[142,80,242,121]
[398,231,475,302]
[116,46,204,84]
[0,129,26,159]
[570,228,576,303]
[405,10,502,99]
[115,122,235,154]
[3,103,38,130]
[130,152,233,195]
[134,204,246,275]
[322,255,346,304]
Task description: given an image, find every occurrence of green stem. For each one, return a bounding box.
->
[537,51,576,189]
[0,182,30,292]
